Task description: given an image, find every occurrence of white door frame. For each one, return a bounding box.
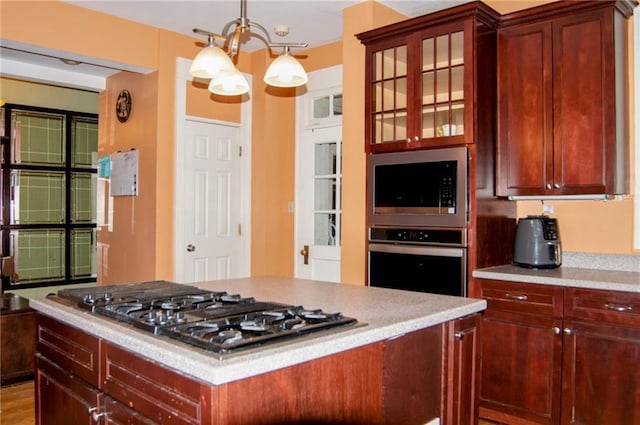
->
[294,65,343,280]
[174,57,252,281]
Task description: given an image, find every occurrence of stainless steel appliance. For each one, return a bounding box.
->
[368,227,467,296]
[367,147,468,228]
[513,215,562,269]
[56,281,358,355]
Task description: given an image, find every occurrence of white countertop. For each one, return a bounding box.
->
[473,265,640,293]
[30,276,485,386]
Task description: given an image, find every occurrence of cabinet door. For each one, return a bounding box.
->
[478,278,564,425]
[417,22,467,148]
[479,309,563,425]
[365,36,411,152]
[443,314,480,425]
[561,320,640,425]
[496,21,553,197]
[552,9,613,195]
[36,354,102,425]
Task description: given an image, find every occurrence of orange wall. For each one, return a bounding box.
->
[341,1,408,285]
[249,49,297,276]
[97,71,159,283]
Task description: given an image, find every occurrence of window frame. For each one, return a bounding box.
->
[1,103,98,290]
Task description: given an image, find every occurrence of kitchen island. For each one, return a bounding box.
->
[31,276,486,425]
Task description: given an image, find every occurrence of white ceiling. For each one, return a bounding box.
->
[0,0,468,90]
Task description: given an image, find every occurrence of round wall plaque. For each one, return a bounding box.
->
[116,89,132,123]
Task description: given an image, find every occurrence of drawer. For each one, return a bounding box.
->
[478,279,564,317]
[566,288,640,327]
[37,314,100,386]
[35,355,102,424]
[101,341,208,425]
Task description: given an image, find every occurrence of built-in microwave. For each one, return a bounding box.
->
[367,147,468,228]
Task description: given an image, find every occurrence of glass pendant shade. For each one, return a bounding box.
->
[264,52,309,88]
[208,70,250,96]
[189,44,236,79]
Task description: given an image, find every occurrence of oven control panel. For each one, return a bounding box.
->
[369,227,466,247]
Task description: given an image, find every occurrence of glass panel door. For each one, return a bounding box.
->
[372,44,408,145]
[422,30,465,139]
[313,142,341,246]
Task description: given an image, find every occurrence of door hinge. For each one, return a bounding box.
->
[238,223,242,236]
[239,146,242,157]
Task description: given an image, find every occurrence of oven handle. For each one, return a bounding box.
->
[368,243,465,258]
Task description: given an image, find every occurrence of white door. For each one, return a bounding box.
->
[181,119,243,283]
[295,66,343,282]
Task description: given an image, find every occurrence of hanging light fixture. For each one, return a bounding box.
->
[190,0,309,95]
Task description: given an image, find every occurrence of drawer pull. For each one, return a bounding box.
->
[552,327,561,335]
[603,303,633,313]
[564,328,572,335]
[88,407,105,422]
[454,328,474,340]
[505,293,528,301]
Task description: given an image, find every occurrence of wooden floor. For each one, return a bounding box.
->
[0,381,35,425]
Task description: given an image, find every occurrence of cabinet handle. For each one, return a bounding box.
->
[88,407,105,422]
[414,136,419,142]
[406,138,411,143]
[563,328,572,335]
[505,293,528,301]
[553,183,561,189]
[552,327,561,335]
[546,184,552,190]
[454,328,474,340]
[603,303,633,312]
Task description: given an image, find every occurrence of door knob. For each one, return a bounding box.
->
[300,245,309,265]
[186,244,196,252]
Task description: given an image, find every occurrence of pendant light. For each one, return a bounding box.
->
[264,46,309,88]
[208,69,250,96]
[190,0,308,95]
[189,35,236,80]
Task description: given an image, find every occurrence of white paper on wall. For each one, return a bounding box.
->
[110,149,138,196]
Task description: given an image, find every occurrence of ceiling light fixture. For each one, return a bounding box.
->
[190,0,309,96]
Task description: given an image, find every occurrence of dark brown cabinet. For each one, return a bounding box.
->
[357,2,499,153]
[496,1,634,197]
[0,293,36,386]
[477,279,640,425]
[478,279,564,424]
[444,314,481,425]
[561,288,640,425]
[36,312,480,425]
[101,341,208,425]
[36,355,102,425]
[35,315,156,424]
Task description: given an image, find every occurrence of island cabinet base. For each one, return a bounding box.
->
[36,313,479,425]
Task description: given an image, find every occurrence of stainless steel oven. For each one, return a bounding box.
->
[368,227,467,296]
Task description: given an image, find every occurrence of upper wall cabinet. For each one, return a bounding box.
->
[357,2,500,154]
[496,0,636,197]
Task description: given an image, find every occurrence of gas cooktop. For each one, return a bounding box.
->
[56,281,358,355]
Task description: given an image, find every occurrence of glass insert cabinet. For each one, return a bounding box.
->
[357,3,500,153]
